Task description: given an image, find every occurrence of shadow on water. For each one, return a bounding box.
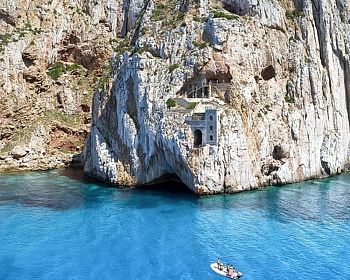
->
[0,184,83,210]
[70,170,206,210]
[1,169,350,222]
[83,170,194,196]
[0,169,197,211]
[137,178,194,195]
[57,168,86,182]
[0,169,88,210]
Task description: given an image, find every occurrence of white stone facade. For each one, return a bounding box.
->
[186,108,219,146]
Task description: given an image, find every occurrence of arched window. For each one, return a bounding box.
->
[210,125,213,130]
[194,129,203,147]
[210,135,214,141]
[209,115,213,121]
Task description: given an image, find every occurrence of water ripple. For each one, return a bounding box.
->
[0,171,349,279]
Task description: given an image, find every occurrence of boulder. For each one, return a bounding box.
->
[11,146,28,159]
[0,153,8,160]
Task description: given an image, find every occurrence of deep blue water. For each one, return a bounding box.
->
[0,170,350,280]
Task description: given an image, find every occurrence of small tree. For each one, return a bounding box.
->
[186,102,197,109]
[166,98,176,110]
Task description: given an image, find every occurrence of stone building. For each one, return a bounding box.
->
[186,108,219,147]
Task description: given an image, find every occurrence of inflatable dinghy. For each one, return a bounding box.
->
[210,263,243,279]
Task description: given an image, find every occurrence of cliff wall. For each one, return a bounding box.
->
[1,0,349,194]
[83,0,350,194]
[0,0,122,170]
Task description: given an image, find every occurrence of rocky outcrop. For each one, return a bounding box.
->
[82,0,350,194]
[1,0,349,194]
[0,0,124,171]
[0,122,87,171]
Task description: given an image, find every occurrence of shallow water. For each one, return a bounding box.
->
[0,170,349,279]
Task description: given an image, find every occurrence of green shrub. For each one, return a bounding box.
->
[169,63,180,73]
[193,15,201,22]
[32,27,44,35]
[286,9,305,19]
[43,110,79,126]
[134,46,148,55]
[47,62,83,80]
[178,12,185,21]
[0,33,12,45]
[193,16,208,23]
[151,3,167,21]
[115,39,131,54]
[66,63,81,72]
[151,1,187,28]
[284,95,295,103]
[304,56,312,64]
[166,98,177,108]
[140,27,147,35]
[1,127,32,152]
[193,41,207,49]
[97,61,114,90]
[47,62,66,80]
[186,102,197,110]
[211,9,238,20]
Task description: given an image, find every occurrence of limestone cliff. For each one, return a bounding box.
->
[0,0,122,171]
[1,0,349,194]
[83,0,350,194]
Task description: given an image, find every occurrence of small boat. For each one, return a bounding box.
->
[210,263,243,279]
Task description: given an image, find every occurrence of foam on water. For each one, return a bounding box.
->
[0,170,349,279]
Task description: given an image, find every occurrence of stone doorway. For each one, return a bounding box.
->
[194,129,203,147]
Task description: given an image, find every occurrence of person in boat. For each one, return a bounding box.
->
[226,266,235,278]
[217,258,222,270]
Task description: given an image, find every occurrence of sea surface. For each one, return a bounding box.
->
[0,170,349,280]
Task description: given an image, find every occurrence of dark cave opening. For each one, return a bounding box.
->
[138,173,193,194]
[64,169,194,195]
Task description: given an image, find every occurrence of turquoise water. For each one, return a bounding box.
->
[0,170,350,280]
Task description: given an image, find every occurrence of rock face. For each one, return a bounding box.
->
[0,0,123,171]
[1,0,349,194]
[82,0,350,194]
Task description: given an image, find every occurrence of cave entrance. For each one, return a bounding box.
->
[139,174,193,194]
[194,129,203,147]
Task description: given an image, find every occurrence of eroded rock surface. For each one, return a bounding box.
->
[0,0,123,171]
[82,0,350,194]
